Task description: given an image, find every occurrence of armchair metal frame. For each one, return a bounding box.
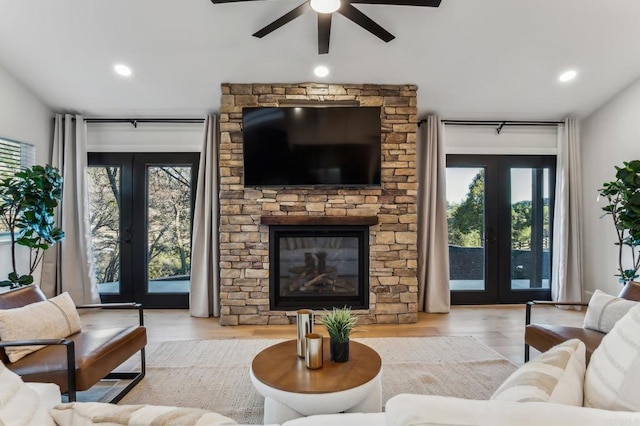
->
[524,300,587,362]
[0,302,145,403]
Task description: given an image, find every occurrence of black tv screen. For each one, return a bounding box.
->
[242,106,381,187]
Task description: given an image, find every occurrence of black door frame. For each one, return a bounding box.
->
[88,152,199,308]
[447,155,556,305]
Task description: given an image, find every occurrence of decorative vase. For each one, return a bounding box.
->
[329,338,349,362]
[296,309,313,358]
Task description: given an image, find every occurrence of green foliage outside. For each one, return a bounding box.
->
[447,169,550,250]
[88,166,192,285]
[0,164,64,287]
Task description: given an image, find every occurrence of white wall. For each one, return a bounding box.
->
[0,64,53,283]
[445,125,558,155]
[87,122,204,152]
[582,76,640,297]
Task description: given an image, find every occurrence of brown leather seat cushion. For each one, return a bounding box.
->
[525,324,604,363]
[6,326,147,391]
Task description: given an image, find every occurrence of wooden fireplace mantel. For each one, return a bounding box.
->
[260,216,379,226]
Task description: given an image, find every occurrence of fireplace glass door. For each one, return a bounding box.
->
[269,226,369,310]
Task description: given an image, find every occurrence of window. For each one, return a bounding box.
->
[0,137,36,234]
[0,137,36,179]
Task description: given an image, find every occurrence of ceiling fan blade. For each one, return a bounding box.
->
[253,2,310,38]
[318,14,332,54]
[349,0,441,6]
[338,4,395,43]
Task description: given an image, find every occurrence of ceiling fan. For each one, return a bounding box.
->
[210,0,442,55]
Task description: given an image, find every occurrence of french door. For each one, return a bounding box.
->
[87,153,199,308]
[446,155,556,304]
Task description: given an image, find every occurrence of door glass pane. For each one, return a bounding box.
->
[88,166,121,295]
[446,167,485,291]
[510,168,551,290]
[146,166,192,294]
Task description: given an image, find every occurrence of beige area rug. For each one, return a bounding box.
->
[119,336,517,425]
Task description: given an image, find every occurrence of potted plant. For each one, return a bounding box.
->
[0,164,64,288]
[320,306,358,362]
[598,160,640,285]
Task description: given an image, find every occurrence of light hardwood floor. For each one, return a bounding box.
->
[81,304,585,366]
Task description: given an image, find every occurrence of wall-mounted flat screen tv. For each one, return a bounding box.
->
[242,106,381,187]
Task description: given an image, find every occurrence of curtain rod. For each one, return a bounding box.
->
[418,119,564,134]
[82,118,205,128]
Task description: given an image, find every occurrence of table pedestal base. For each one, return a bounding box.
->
[254,370,382,424]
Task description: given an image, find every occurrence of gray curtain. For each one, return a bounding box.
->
[551,118,583,303]
[40,114,100,304]
[417,115,451,313]
[190,115,220,317]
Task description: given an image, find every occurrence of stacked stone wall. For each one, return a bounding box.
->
[219,83,419,325]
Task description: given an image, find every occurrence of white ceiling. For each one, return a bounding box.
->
[1,0,639,120]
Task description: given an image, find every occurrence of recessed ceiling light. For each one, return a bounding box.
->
[558,70,577,83]
[314,65,329,78]
[114,64,132,77]
[310,0,341,14]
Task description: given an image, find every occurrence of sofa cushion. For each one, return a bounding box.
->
[385,394,640,426]
[0,360,55,425]
[0,292,81,362]
[583,289,637,333]
[584,301,640,410]
[50,402,238,426]
[491,339,585,405]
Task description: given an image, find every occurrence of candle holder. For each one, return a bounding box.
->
[296,309,313,358]
[305,333,323,370]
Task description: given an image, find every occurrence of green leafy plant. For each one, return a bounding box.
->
[320,306,358,343]
[598,160,640,284]
[0,164,64,288]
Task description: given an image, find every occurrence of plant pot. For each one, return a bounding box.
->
[330,338,349,362]
[618,280,640,300]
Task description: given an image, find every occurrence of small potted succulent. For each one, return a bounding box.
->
[320,306,358,362]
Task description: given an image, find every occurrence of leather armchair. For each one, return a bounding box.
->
[0,285,146,403]
[524,281,640,363]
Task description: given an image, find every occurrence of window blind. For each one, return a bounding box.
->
[0,137,36,234]
[0,138,36,179]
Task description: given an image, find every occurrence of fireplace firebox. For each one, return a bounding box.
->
[269,225,369,311]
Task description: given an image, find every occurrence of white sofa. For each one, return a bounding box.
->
[15,384,640,426]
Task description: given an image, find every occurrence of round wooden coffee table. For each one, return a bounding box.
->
[250,338,382,424]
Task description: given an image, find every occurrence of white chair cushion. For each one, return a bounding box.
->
[491,339,585,405]
[583,289,637,333]
[0,292,81,362]
[584,301,640,410]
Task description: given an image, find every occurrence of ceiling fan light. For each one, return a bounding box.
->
[310,0,341,14]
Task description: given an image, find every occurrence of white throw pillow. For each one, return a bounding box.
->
[584,301,640,410]
[0,361,55,425]
[0,292,81,362]
[50,402,238,426]
[491,339,585,406]
[583,289,637,333]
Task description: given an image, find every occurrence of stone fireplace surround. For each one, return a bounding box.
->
[219,83,418,325]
